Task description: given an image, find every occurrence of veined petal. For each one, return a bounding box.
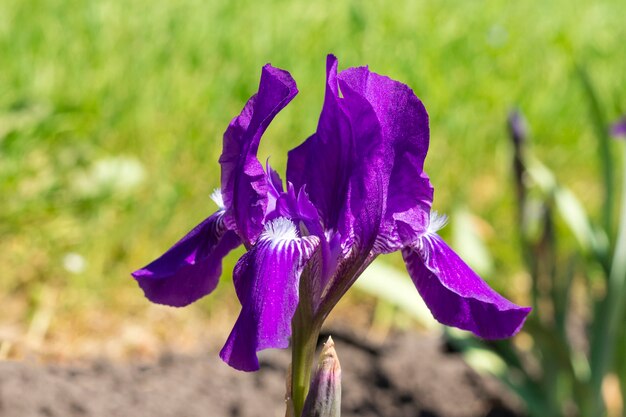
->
[219,218,320,371]
[220,65,298,245]
[287,55,354,233]
[288,55,433,258]
[266,159,285,197]
[403,233,531,339]
[338,65,433,251]
[287,55,385,256]
[132,210,241,307]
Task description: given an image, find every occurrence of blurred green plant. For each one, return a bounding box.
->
[356,65,626,416]
[446,69,626,417]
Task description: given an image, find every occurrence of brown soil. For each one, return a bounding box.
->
[0,329,524,417]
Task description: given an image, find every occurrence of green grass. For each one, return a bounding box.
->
[1,0,625,350]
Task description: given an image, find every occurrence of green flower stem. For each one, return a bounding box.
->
[290,309,322,417]
[287,253,373,416]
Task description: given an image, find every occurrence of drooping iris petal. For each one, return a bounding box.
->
[338,66,433,250]
[220,65,298,245]
[132,211,241,307]
[403,233,531,339]
[219,218,320,371]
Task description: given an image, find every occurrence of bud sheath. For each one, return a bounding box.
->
[301,337,341,417]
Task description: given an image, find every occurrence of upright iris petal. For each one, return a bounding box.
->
[287,55,387,257]
[288,55,434,258]
[220,65,298,245]
[287,56,356,238]
[337,66,433,251]
[220,218,320,371]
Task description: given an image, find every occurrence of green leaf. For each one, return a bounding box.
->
[355,261,439,330]
[525,155,609,261]
[452,207,494,276]
[576,64,615,236]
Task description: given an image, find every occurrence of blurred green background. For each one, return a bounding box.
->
[1,0,625,358]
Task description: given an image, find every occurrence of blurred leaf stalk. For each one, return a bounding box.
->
[451,69,626,417]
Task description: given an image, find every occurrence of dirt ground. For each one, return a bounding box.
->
[0,329,524,417]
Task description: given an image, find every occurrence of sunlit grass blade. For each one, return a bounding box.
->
[576,64,615,237]
[452,207,494,276]
[355,261,438,330]
[525,155,609,268]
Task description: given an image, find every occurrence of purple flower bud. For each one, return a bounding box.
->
[610,116,626,139]
[301,337,341,417]
[508,109,528,147]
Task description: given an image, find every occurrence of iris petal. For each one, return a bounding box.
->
[288,55,433,257]
[132,211,241,307]
[338,66,433,251]
[287,55,354,234]
[220,65,298,245]
[219,218,320,371]
[287,55,385,255]
[273,184,337,306]
[403,233,531,339]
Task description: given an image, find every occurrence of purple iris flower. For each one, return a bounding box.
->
[611,116,626,139]
[132,55,531,372]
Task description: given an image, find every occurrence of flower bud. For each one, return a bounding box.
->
[507,109,528,147]
[301,337,341,417]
